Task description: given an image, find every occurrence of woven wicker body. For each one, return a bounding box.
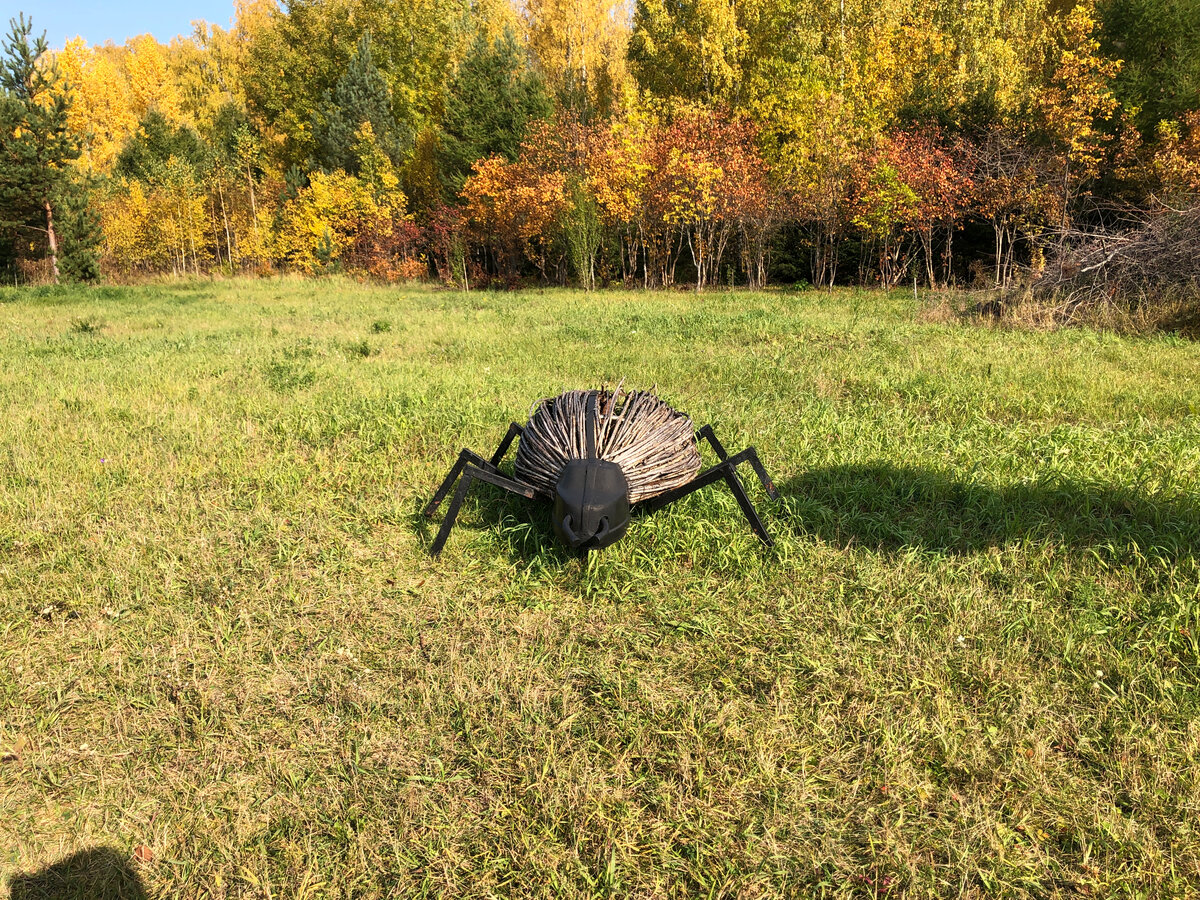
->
[514,388,702,503]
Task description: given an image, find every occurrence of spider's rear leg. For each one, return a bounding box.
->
[489,421,523,467]
[719,451,773,545]
[424,423,524,519]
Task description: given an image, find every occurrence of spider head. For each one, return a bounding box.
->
[553,459,631,551]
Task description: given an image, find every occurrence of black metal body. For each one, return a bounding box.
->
[423,417,779,556]
[553,459,631,549]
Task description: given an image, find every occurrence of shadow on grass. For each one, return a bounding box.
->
[414,490,582,566]
[782,463,1200,562]
[8,847,147,900]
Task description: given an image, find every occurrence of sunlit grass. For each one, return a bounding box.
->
[1,278,1199,897]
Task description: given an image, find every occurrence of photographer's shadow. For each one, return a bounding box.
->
[8,847,147,900]
[782,463,1200,562]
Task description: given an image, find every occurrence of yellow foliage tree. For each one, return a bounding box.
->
[125,35,184,123]
[524,0,631,115]
[55,38,137,172]
[1035,1,1121,225]
[169,24,248,134]
[1153,112,1200,200]
[97,162,209,276]
[273,169,406,273]
[97,178,155,274]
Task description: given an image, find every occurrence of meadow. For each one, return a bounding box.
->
[1,279,1199,898]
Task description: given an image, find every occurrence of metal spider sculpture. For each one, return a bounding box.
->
[424,387,779,555]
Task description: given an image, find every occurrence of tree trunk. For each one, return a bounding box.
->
[246,162,259,248]
[942,226,955,286]
[993,221,1005,288]
[922,228,935,287]
[209,197,223,269]
[44,200,60,284]
[689,225,704,292]
[218,180,234,269]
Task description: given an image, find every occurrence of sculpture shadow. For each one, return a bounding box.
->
[8,847,148,900]
[414,491,582,565]
[781,463,1200,563]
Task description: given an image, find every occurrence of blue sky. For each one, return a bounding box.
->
[1,0,236,48]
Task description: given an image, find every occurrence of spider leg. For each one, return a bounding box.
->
[696,425,779,500]
[424,448,492,518]
[489,422,524,467]
[424,423,524,519]
[642,447,778,547]
[429,463,538,556]
[695,424,730,461]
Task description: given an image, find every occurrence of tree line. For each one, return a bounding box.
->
[0,0,1197,289]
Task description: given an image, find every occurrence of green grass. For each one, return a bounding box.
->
[1,278,1199,898]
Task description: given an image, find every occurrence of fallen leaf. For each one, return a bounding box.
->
[133,845,153,863]
[2,735,29,762]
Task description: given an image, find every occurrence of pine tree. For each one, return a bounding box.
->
[57,173,103,283]
[437,28,551,199]
[1099,0,1200,135]
[115,110,209,182]
[312,31,408,176]
[0,15,84,283]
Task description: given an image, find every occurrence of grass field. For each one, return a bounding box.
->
[1,279,1199,898]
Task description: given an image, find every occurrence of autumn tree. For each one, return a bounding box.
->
[512,117,599,288]
[665,121,726,291]
[1034,0,1121,235]
[847,130,974,289]
[55,37,136,173]
[656,109,778,290]
[717,120,783,289]
[274,168,390,272]
[125,34,183,123]
[766,90,860,287]
[884,129,973,286]
[1152,111,1200,200]
[523,0,632,117]
[111,112,213,275]
[850,130,975,289]
[461,154,567,282]
[636,120,686,287]
[169,21,248,136]
[851,141,919,288]
[591,113,651,285]
[970,126,1059,287]
[205,102,269,265]
[628,0,745,106]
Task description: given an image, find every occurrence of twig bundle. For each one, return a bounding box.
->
[515,385,702,502]
[1031,203,1200,323]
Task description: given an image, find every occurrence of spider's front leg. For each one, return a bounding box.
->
[423,423,524,519]
[429,464,538,556]
[642,426,780,547]
[425,423,534,556]
[696,424,779,500]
